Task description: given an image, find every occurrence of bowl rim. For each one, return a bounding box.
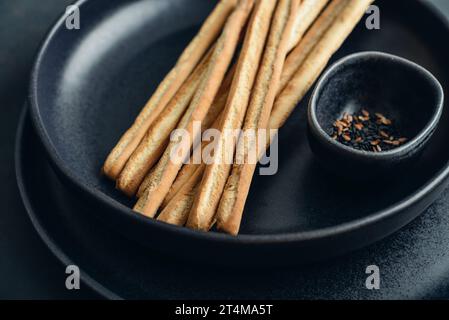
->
[28,0,449,245]
[308,51,444,158]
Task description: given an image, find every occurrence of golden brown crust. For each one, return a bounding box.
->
[161,109,225,207]
[186,0,279,231]
[157,165,205,226]
[113,0,375,234]
[161,162,200,207]
[102,0,239,180]
[135,58,235,199]
[272,0,374,130]
[116,51,213,196]
[216,0,301,235]
[218,0,375,235]
[155,0,375,235]
[133,0,255,218]
[280,0,348,92]
[287,0,330,52]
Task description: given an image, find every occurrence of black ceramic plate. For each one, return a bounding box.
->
[29,0,449,264]
[15,110,449,299]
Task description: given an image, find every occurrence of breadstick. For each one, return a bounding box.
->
[273,0,374,129]
[287,0,330,52]
[162,0,372,230]
[218,0,375,235]
[281,0,348,91]
[102,0,239,180]
[160,100,226,210]
[201,64,236,130]
[134,0,255,218]
[157,165,204,226]
[161,162,201,207]
[159,0,344,227]
[136,64,235,199]
[141,107,222,204]
[161,122,218,208]
[188,0,300,231]
[116,51,213,196]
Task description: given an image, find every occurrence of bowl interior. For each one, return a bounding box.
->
[31,0,449,236]
[314,54,442,144]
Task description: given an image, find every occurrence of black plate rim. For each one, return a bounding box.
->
[28,0,449,244]
[15,107,120,299]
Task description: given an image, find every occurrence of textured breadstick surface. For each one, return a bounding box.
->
[134,0,255,218]
[217,0,375,234]
[160,103,225,219]
[157,165,205,226]
[164,0,374,234]
[287,0,330,52]
[161,162,200,208]
[281,0,348,91]
[116,52,212,196]
[216,0,301,235]
[161,107,225,207]
[187,0,278,231]
[201,64,236,131]
[164,0,348,201]
[102,0,238,180]
[158,185,200,226]
[136,61,234,199]
[272,0,374,130]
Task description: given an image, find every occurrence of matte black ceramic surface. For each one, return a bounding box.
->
[15,111,449,299]
[308,52,444,178]
[29,0,449,264]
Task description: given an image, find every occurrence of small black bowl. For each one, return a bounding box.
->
[308,51,444,179]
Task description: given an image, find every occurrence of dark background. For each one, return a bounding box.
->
[0,0,449,299]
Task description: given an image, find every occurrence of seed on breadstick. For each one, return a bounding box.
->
[161,115,222,208]
[201,64,236,131]
[161,1,371,231]
[161,162,200,208]
[186,0,281,231]
[136,65,235,199]
[273,0,375,129]
[281,0,348,91]
[134,0,255,218]
[116,51,213,196]
[188,0,300,231]
[287,0,330,52]
[157,165,204,226]
[160,0,326,212]
[159,185,201,226]
[155,65,237,204]
[160,0,346,227]
[218,0,375,235]
[216,0,301,235]
[102,0,239,180]
[159,57,318,225]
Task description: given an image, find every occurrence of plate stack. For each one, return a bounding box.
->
[15,0,449,298]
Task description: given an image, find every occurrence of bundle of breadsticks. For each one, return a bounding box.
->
[103,0,375,235]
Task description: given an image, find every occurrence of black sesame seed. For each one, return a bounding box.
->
[330,109,406,152]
